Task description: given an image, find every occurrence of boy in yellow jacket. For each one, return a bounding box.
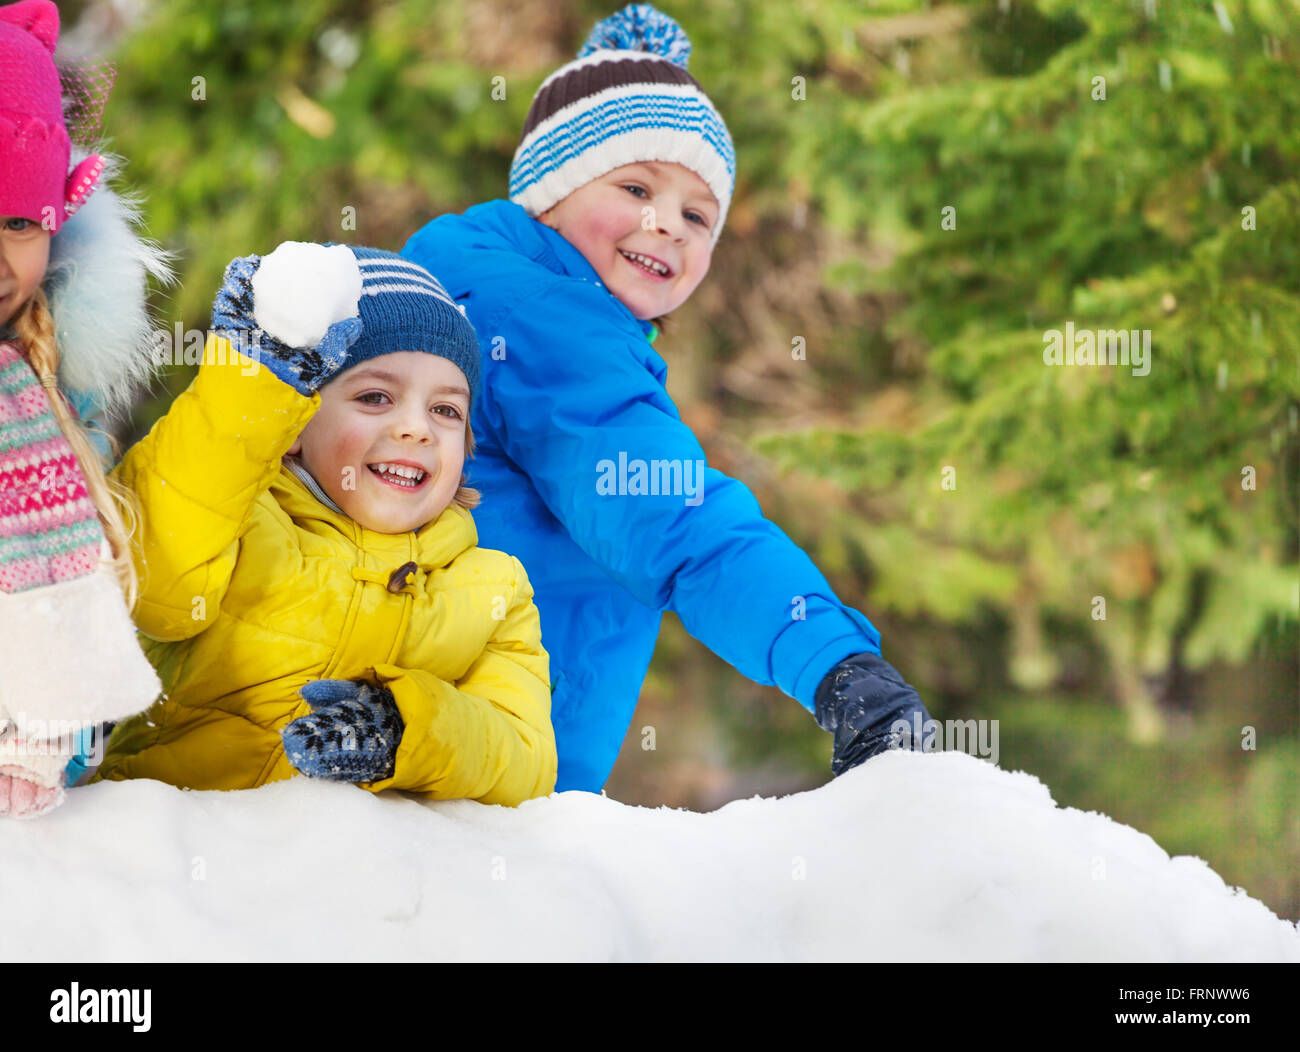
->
[96,242,556,805]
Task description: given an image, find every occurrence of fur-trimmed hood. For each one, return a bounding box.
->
[42,149,173,419]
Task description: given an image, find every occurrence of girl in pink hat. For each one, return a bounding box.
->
[0,0,170,816]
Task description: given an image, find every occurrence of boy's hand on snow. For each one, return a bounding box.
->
[813,652,933,776]
[210,245,363,396]
[282,679,404,783]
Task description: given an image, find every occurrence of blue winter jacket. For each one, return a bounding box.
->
[403,200,881,792]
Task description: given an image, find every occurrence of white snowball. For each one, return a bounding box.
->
[251,241,362,349]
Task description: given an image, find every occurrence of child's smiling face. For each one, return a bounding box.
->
[288,352,470,534]
[0,217,51,328]
[539,161,718,321]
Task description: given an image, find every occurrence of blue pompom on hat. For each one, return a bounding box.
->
[508,3,735,245]
[578,2,692,66]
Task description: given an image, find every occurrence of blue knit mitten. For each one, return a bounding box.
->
[282,679,404,782]
[210,250,363,396]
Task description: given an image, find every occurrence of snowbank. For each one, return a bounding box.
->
[1,750,1296,962]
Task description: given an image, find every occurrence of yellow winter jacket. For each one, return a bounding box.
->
[95,336,556,805]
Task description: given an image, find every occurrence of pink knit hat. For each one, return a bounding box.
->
[0,0,104,233]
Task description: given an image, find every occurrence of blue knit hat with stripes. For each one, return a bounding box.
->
[344,246,480,401]
[508,4,735,245]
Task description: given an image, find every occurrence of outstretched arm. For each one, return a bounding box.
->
[482,279,881,709]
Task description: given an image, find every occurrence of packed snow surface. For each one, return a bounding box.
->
[2,750,1296,962]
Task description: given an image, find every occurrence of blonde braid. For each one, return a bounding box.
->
[10,288,141,609]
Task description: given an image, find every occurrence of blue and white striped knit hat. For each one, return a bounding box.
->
[508,4,735,245]
[241,242,480,402]
[345,246,480,399]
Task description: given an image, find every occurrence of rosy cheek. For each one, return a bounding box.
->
[594,204,635,238]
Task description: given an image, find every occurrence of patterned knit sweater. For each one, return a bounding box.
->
[0,339,160,733]
[0,341,103,593]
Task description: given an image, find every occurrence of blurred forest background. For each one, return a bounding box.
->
[56,0,1297,917]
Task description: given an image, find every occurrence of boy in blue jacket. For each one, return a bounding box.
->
[403,4,931,793]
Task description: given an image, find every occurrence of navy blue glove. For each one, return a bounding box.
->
[282,679,404,783]
[210,253,362,396]
[814,652,933,775]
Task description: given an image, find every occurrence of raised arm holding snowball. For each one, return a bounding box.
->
[96,242,556,805]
